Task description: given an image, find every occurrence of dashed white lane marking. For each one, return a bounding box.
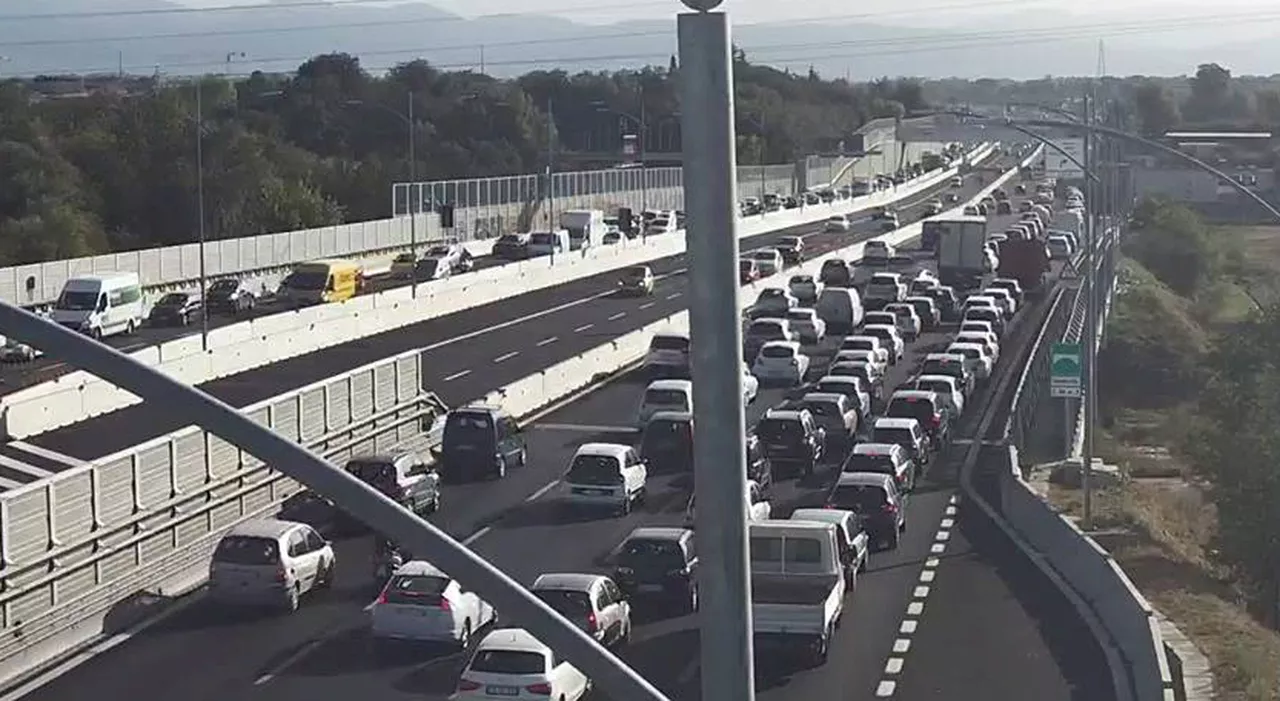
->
[875,497,958,697]
[639,302,655,310]
[536,336,558,347]
[462,526,492,546]
[443,369,471,382]
[574,323,594,333]
[666,292,682,300]
[526,480,561,502]
[493,351,520,363]
[608,311,627,321]
[254,637,327,685]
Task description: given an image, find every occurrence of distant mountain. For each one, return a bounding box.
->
[0,0,1273,79]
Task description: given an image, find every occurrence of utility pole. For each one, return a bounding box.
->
[406,90,419,296]
[195,80,210,352]
[678,6,756,701]
[546,97,557,251]
[1081,92,1096,530]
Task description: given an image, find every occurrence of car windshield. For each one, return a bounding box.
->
[873,427,915,447]
[209,279,237,293]
[426,246,450,257]
[649,336,689,352]
[950,346,981,360]
[566,454,622,486]
[747,323,784,339]
[888,397,935,423]
[535,589,593,618]
[830,484,889,513]
[468,650,546,675]
[644,389,688,407]
[642,420,691,452]
[757,418,804,443]
[623,267,648,280]
[382,574,449,606]
[394,253,416,263]
[415,259,439,275]
[497,235,522,245]
[758,289,784,300]
[816,381,858,396]
[843,453,897,474]
[213,536,280,565]
[760,345,794,359]
[157,293,187,306]
[804,401,839,418]
[922,359,963,377]
[843,339,873,352]
[619,538,685,569]
[740,261,754,272]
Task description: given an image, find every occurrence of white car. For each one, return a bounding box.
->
[960,319,997,339]
[825,215,851,232]
[839,335,890,367]
[637,379,693,426]
[861,324,905,363]
[981,288,1017,316]
[369,560,498,649]
[424,242,471,272]
[913,374,966,416]
[786,307,827,344]
[1047,236,1072,259]
[456,628,591,701]
[956,330,1000,362]
[531,574,632,648]
[208,519,336,613]
[788,274,824,305]
[833,348,884,374]
[882,303,923,341]
[864,240,896,263]
[948,342,995,380]
[751,341,810,385]
[811,375,872,418]
[685,480,772,528]
[963,295,1000,315]
[741,363,760,404]
[750,249,784,277]
[563,443,648,514]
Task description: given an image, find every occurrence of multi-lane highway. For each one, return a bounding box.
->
[13,172,977,479]
[17,162,1107,701]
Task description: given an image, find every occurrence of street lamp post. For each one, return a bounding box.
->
[345,92,419,297]
[546,97,557,249]
[194,80,210,352]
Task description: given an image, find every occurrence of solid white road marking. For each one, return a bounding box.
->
[443,370,471,382]
[536,336,558,347]
[493,351,520,363]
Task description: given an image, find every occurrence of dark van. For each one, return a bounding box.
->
[436,406,527,482]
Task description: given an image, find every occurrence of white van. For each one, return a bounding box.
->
[559,209,606,251]
[637,379,693,427]
[815,288,864,335]
[51,272,145,339]
[527,230,570,257]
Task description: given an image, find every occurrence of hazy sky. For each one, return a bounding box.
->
[175,0,1277,25]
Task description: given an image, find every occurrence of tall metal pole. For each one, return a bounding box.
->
[407,90,418,298]
[547,97,556,233]
[1081,93,1096,530]
[640,94,649,216]
[195,80,209,352]
[758,112,767,203]
[678,9,755,701]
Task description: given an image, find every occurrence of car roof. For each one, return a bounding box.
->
[875,416,921,430]
[835,471,896,488]
[647,410,693,423]
[853,442,904,456]
[627,526,690,542]
[763,408,806,421]
[475,628,549,655]
[394,560,450,578]
[574,443,631,459]
[916,374,958,386]
[760,340,801,350]
[892,389,938,402]
[648,379,693,391]
[531,573,605,592]
[926,352,966,361]
[226,518,304,540]
[802,392,847,405]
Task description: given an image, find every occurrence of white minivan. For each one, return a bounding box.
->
[637,379,693,427]
[51,272,145,339]
[563,443,648,514]
[815,288,865,335]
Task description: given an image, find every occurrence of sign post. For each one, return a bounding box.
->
[1050,342,1082,398]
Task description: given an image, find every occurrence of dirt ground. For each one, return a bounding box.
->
[1047,407,1280,700]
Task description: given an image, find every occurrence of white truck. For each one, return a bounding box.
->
[559,209,606,251]
[934,214,989,290]
[749,521,846,665]
[50,272,145,339]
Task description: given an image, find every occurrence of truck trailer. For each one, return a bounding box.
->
[931,214,989,290]
[996,234,1051,295]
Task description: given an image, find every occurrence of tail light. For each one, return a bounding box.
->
[882,502,899,515]
[586,612,598,633]
[439,598,452,612]
[931,414,942,429]
[526,683,554,695]
[823,503,835,509]
[275,566,288,583]
[457,679,482,692]
[376,588,388,605]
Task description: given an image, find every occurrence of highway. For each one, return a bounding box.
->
[18,163,1108,701]
[14,169,985,479]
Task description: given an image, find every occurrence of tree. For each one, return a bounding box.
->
[1184,62,1234,123]
[1123,198,1219,297]
[1132,81,1180,136]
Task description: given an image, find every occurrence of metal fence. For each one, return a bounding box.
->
[0,349,444,664]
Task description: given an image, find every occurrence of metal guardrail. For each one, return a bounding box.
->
[0,351,447,665]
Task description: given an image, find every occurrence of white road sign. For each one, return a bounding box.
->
[1039,137,1086,178]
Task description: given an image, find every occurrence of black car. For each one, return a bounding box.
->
[885,390,949,449]
[277,489,362,537]
[639,412,693,473]
[744,433,774,493]
[492,234,530,260]
[434,405,527,481]
[205,278,258,316]
[754,408,825,476]
[147,291,202,327]
[612,527,699,611]
[825,473,908,551]
[775,237,804,265]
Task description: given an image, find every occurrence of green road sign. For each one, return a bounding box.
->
[1051,342,1082,384]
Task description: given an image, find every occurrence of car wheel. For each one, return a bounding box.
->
[283,584,300,613]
